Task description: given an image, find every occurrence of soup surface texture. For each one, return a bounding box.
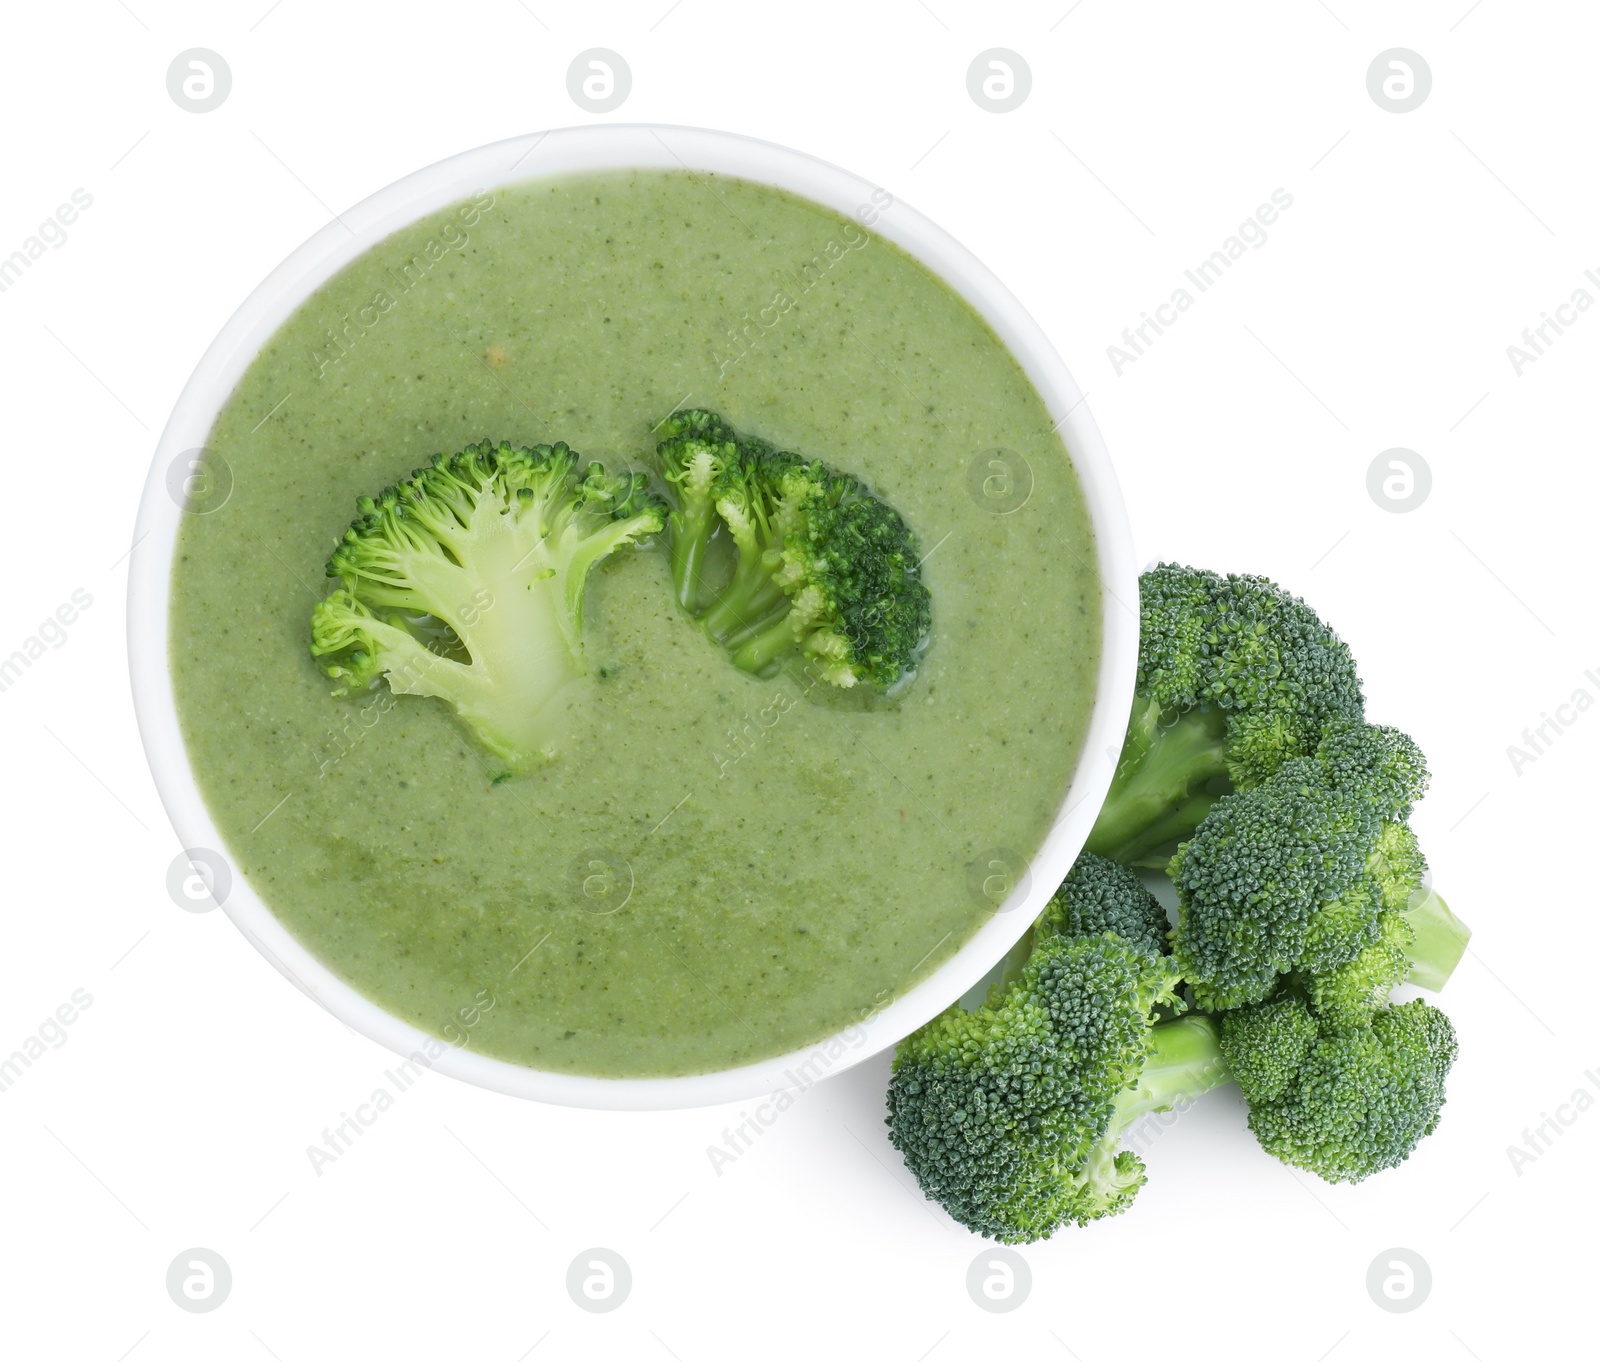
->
[169,170,1102,1077]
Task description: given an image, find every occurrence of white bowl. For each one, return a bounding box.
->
[128,124,1137,1110]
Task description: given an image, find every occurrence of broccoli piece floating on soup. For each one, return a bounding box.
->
[653,407,739,614]
[309,439,664,774]
[653,409,932,692]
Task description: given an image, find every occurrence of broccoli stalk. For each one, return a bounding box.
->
[1402,886,1472,990]
[1085,698,1228,865]
[662,446,722,614]
[309,440,664,773]
[1074,1013,1231,1222]
[1107,1012,1228,1133]
[655,409,737,614]
[698,463,804,649]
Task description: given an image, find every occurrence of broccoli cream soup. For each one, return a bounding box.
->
[169,171,1101,1077]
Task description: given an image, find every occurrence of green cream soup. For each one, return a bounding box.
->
[170,171,1101,1077]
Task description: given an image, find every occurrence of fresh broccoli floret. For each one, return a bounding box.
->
[1219,993,1458,1183]
[1291,820,1461,1021]
[1167,722,1430,1010]
[1041,851,1171,959]
[653,410,932,691]
[1212,993,1318,1103]
[1167,721,1469,1012]
[1303,900,1417,1023]
[309,439,664,773]
[887,855,1227,1242]
[1313,720,1430,822]
[1086,564,1366,866]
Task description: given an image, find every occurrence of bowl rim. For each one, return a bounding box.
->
[128,122,1137,1110]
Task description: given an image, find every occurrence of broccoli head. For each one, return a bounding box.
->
[1219,992,1458,1183]
[308,439,664,774]
[887,854,1226,1242]
[1086,564,1366,866]
[1166,721,1469,1012]
[653,409,932,691]
[1041,851,1171,959]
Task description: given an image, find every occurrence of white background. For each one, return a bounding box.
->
[0,2,1592,1359]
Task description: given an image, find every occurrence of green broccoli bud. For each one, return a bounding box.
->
[1041,851,1171,959]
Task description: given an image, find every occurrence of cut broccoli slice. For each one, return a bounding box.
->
[654,410,932,691]
[309,439,664,773]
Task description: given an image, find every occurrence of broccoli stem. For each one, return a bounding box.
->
[1110,1013,1230,1129]
[1070,1014,1231,1216]
[668,523,706,614]
[719,599,791,652]
[1118,792,1220,868]
[703,572,787,644]
[729,610,798,676]
[561,510,669,629]
[1402,888,1472,991]
[668,505,715,614]
[351,578,584,771]
[1085,700,1230,866]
